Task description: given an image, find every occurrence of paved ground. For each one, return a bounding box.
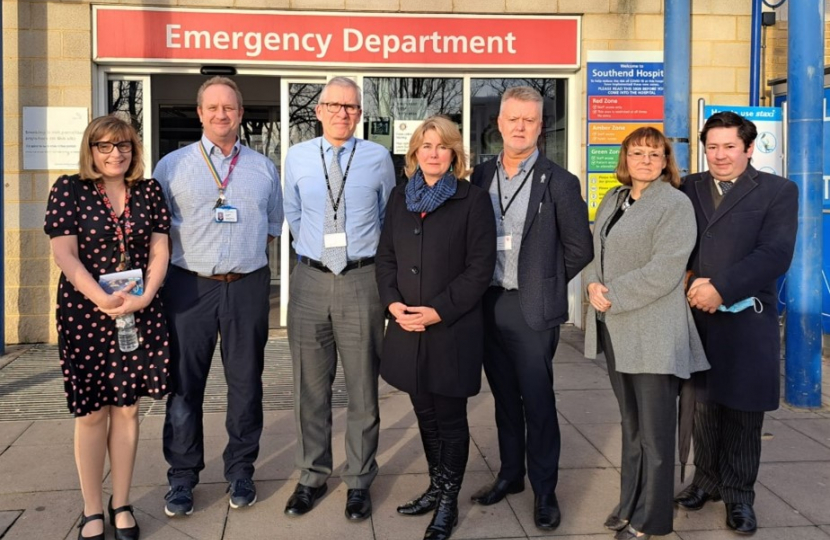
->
[0,327,828,540]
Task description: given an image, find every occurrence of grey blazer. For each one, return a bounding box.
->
[584,179,709,379]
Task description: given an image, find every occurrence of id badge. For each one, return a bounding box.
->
[324,232,347,248]
[497,235,513,251]
[214,206,238,223]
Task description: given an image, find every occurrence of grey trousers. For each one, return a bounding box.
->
[599,321,680,536]
[287,262,384,489]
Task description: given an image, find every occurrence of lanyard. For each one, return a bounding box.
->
[95,182,132,271]
[496,165,535,221]
[199,142,240,204]
[319,140,358,219]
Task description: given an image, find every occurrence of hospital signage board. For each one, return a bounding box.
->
[585,51,665,221]
[94,7,580,68]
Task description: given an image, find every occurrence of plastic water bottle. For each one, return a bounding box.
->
[116,313,139,352]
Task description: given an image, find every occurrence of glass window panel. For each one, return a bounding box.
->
[108,80,144,141]
[363,77,463,183]
[288,83,323,146]
[470,78,568,167]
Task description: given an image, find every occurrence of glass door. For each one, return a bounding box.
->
[278,78,326,326]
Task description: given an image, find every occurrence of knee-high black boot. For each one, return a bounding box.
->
[424,430,469,540]
[398,416,442,515]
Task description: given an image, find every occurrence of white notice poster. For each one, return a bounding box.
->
[394,120,423,155]
[23,107,88,170]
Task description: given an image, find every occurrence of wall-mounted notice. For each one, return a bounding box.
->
[702,105,783,177]
[23,107,88,170]
[394,120,423,155]
[586,51,664,221]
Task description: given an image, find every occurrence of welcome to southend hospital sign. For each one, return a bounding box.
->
[93,7,580,69]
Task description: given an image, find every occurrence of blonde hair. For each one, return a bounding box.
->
[615,127,681,188]
[78,115,145,186]
[404,116,470,179]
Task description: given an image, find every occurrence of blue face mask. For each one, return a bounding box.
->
[717,297,763,314]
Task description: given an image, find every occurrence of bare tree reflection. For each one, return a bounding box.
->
[108,81,143,138]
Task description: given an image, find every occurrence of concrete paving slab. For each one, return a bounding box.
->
[139,411,234,441]
[0,511,22,537]
[467,392,500,427]
[767,405,826,421]
[554,363,614,391]
[821,526,830,537]
[575,422,623,468]
[760,419,830,462]
[253,432,300,481]
[674,481,812,531]
[262,409,296,435]
[556,389,621,425]
[782,418,830,449]
[0,490,82,540]
[509,467,621,536]
[0,421,31,449]
[0,444,80,493]
[129,483,228,540]
[378,393,418,430]
[555,341,589,364]
[12,418,74,446]
[759,462,830,525]
[678,526,830,540]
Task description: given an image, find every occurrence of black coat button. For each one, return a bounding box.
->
[414,228,421,235]
[411,266,419,275]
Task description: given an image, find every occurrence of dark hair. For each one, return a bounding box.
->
[699,111,757,150]
[615,127,681,188]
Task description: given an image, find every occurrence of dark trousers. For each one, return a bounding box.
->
[162,265,270,488]
[481,287,561,495]
[599,321,679,536]
[691,400,764,504]
[410,392,469,449]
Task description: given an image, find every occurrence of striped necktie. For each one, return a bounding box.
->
[718,181,734,195]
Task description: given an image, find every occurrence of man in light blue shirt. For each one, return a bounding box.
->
[283,77,395,521]
[154,76,283,517]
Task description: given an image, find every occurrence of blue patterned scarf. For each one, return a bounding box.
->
[405,169,458,214]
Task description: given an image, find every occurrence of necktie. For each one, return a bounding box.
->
[718,181,734,195]
[321,146,348,274]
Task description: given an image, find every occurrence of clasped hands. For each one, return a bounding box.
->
[388,302,442,332]
[686,277,723,313]
[97,282,147,318]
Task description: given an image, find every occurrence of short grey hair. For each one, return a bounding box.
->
[499,86,543,114]
[320,77,363,107]
[197,76,244,109]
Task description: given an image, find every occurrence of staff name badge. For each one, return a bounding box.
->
[497,235,513,251]
[324,232,347,248]
[214,206,238,223]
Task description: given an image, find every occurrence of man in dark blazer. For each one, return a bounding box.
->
[469,86,593,530]
[677,111,798,535]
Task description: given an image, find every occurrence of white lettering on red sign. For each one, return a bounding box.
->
[166,24,333,58]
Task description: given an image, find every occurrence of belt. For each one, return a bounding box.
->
[298,256,375,274]
[178,267,247,283]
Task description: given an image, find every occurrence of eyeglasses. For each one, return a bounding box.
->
[91,141,133,154]
[627,151,665,162]
[319,102,361,114]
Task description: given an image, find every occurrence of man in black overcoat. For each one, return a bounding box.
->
[678,111,798,535]
[469,86,593,530]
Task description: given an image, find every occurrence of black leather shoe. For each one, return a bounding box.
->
[604,513,629,531]
[674,484,721,511]
[345,489,372,521]
[534,493,561,530]
[108,496,140,540]
[726,502,757,535]
[470,478,525,505]
[77,513,105,540]
[284,483,328,516]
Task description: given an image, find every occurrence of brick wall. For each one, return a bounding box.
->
[2,0,755,343]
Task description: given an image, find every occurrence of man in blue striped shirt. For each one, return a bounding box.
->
[154,76,283,517]
[283,77,395,521]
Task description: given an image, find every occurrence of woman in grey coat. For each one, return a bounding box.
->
[584,127,709,540]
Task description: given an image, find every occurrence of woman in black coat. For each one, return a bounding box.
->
[376,116,496,540]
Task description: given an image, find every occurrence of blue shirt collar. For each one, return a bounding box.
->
[320,136,357,155]
[200,134,241,158]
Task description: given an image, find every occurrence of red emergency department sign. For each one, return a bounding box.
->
[93,7,580,69]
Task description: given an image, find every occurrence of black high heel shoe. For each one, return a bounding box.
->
[108,496,140,540]
[77,513,105,540]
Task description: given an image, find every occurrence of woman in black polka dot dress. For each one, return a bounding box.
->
[44,115,172,540]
